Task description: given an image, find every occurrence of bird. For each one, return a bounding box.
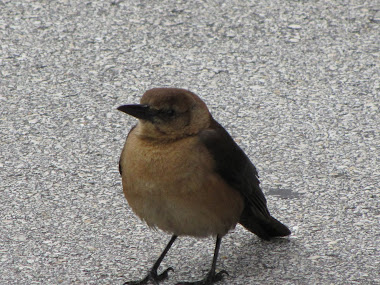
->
[117,88,291,285]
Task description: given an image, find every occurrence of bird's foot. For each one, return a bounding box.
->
[123,267,174,285]
[176,269,229,285]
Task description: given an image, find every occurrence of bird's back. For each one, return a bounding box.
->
[199,118,291,240]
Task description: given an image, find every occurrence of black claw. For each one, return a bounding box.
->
[123,267,174,285]
[156,267,174,281]
[219,270,228,276]
[213,270,229,282]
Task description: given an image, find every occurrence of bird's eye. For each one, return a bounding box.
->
[166,109,176,117]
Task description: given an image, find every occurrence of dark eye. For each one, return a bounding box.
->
[166,109,176,117]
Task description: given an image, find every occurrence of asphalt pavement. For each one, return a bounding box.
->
[1,1,379,284]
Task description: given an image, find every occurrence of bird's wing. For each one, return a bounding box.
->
[119,161,122,175]
[199,118,271,219]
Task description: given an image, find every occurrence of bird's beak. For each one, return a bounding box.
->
[117,104,156,121]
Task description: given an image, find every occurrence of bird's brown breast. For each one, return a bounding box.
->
[120,126,244,237]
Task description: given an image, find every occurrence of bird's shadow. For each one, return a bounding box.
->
[221,233,296,278]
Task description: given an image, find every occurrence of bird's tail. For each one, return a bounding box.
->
[261,216,291,239]
[239,211,291,241]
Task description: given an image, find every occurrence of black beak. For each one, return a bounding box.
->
[117,104,156,121]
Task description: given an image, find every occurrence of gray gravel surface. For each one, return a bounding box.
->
[1,1,379,284]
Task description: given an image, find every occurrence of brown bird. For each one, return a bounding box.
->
[118,88,290,285]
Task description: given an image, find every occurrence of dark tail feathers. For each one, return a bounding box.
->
[239,212,291,241]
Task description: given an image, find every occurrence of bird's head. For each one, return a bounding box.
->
[118,88,211,140]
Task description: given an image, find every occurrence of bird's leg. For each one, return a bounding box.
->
[176,235,228,285]
[124,235,177,285]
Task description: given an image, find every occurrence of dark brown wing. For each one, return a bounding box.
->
[199,118,290,240]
